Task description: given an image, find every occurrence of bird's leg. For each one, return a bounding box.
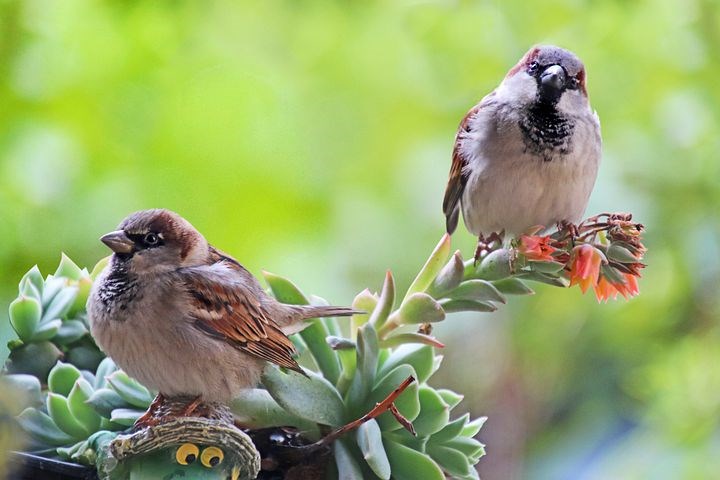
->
[557,221,579,244]
[133,393,166,429]
[473,231,504,265]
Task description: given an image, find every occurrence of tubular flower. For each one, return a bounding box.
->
[594,272,640,302]
[569,244,603,293]
[517,235,557,261]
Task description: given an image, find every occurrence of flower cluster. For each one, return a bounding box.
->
[514,214,646,302]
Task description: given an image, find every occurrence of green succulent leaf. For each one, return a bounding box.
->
[369,271,396,329]
[86,388,127,417]
[53,320,89,345]
[68,277,93,317]
[48,362,83,396]
[384,438,445,480]
[20,266,44,297]
[94,358,117,389]
[395,293,445,325]
[334,438,365,480]
[31,319,63,342]
[2,374,43,413]
[350,289,377,335]
[404,234,452,301]
[468,248,514,281]
[518,270,569,287]
[67,378,103,433]
[263,270,309,304]
[6,341,63,381]
[9,296,42,342]
[413,386,450,437]
[607,243,640,263]
[41,286,78,323]
[262,365,344,427]
[106,371,153,409]
[439,299,497,313]
[41,277,65,308]
[429,413,469,444]
[380,344,435,384]
[357,419,391,479]
[380,333,444,349]
[426,444,472,477]
[109,408,143,427]
[449,280,506,304]
[231,388,319,436]
[527,260,566,274]
[427,250,465,298]
[55,253,84,281]
[358,323,379,389]
[65,345,104,372]
[460,416,487,438]
[436,389,464,410]
[90,257,110,281]
[20,277,42,300]
[370,365,420,430]
[17,408,76,446]
[445,436,486,463]
[492,278,535,296]
[47,392,90,439]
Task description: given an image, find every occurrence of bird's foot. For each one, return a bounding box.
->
[133,393,166,430]
[557,221,579,243]
[473,231,504,265]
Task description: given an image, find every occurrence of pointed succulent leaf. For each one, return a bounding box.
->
[9,296,42,342]
[90,257,110,281]
[467,248,514,280]
[428,250,464,297]
[49,362,83,396]
[20,265,44,296]
[94,358,117,389]
[429,413,469,444]
[68,277,93,317]
[379,344,435,384]
[68,378,102,433]
[351,289,377,336]
[263,271,309,304]
[335,438,365,480]
[31,319,63,342]
[231,388,319,436]
[436,389,464,410]
[66,345,105,372]
[439,299,497,313]
[106,371,153,409]
[2,374,43,413]
[87,388,127,417]
[445,436,486,462]
[370,365,420,430]
[53,320,88,345]
[41,286,78,323]
[413,386,450,437]
[492,278,534,296]
[519,271,569,287]
[47,393,90,439]
[300,320,341,385]
[262,365,344,426]
[404,234,452,301]
[380,333,444,349]
[426,444,471,477]
[357,323,379,390]
[327,336,356,350]
[383,428,427,451]
[396,293,445,325]
[17,408,76,446]
[384,439,445,480]
[449,280,506,304]
[56,439,87,461]
[527,260,565,274]
[357,419,391,479]
[607,243,639,263]
[369,271,396,329]
[109,408,144,427]
[20,277,41,300]
[41,277,65,308]
[55,253,84,281]
[461,416,487,438]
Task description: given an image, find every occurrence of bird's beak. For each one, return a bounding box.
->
[100,230,135,254]
[540,64,566,93]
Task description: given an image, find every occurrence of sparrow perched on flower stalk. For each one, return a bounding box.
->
[443,45,601,257]
[87,209,357,425]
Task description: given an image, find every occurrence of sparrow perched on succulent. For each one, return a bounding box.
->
[87,209,357,425]
[443,45,601,256]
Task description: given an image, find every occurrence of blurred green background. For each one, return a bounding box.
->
[1,0,719,478]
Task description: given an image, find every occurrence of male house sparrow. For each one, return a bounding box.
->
[443,45,601,253]
[87,209,357,422]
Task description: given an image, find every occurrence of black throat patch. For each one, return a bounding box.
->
[519,102,574,161]
[97,256,140,316]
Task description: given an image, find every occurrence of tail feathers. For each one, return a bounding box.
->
[297,305,362,320]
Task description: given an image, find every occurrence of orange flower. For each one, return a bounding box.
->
[569,244,603,293]
[518,235,556,262]
[594,272,640,302]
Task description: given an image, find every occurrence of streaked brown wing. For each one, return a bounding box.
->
[180,257,302,374]
[443,103,481,234]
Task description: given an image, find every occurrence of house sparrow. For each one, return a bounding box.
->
[87,209,357,423]
[443,45,601,254]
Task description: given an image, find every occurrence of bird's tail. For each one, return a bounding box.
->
[295,305,363,321]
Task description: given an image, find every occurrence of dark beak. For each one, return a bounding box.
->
[101,230,135,254]
[540,64,566,96]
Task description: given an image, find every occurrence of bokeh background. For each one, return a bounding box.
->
[1,0,719,478]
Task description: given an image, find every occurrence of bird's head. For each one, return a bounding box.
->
[100,209,209,274]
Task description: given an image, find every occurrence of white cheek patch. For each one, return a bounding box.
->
[495,73,537,105]
[557,89,589,116]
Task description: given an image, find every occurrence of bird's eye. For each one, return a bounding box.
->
[527,61,539,74]
[200,446,224,468]
[143,232,160,246]
[176,443,199,465]
[567,76,579,90]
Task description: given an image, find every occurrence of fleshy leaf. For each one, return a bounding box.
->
[41,286,78,323]
[426,444,471,477]
[428,250,464,297]
[31,319,63,342]
[357,419,391,479]
[109,408,143,427]
[106,371,153,409]
[404,234,452,301]
[369,271,396,329]
[86,388,127,417]
[335,438,364,480]
[370,365,420,430]
[449,280,506,304]
[9,296,42,342]
[53,320,88,345]
[47,393,89,439]
[429,413,469,444]
[48,362,83,397]
[380,344,435,384]
[384,438,445,480]
[492,278,534,296]
[395,293,445,325]
[380,333,444,349]
[90,257,110,281]
[351,289,378,336]
[412,386,450,437]
[17,408,75,446]
[436,389,464,410]
[468,248,514,280]
[67,378,102,433]
[231,388,319,436]
[439,299,497,313]
[55,253,84,281]
[20,266,44,297]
